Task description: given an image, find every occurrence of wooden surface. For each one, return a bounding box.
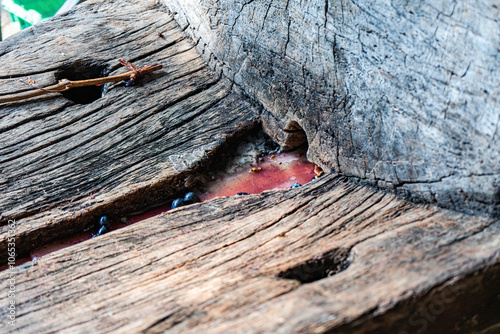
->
[163,0,500,217]
[0,0,499,333]
[0,0,258,259]
[1,174,499,333]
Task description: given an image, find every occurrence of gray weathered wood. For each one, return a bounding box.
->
[0,0,498,333]
[0,0,258,259]
[162,0,500,217]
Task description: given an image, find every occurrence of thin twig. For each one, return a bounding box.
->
[0,61,162,104]
[20,77,66,92]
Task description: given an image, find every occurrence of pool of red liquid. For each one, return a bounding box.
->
[199,152,316,201]
[5,150,317,268]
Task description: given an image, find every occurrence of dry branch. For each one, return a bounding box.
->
[0,62,162,104]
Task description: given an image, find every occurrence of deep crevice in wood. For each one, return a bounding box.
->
[0,119,260,266]
[54,60,109,104]
[282,121,308,151]
[0,1,498,332]
[277,248,351,283]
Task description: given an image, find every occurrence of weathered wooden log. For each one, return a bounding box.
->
[163,0,500,218]
[0,0,498,333]
[0,1,259,259]
[1,174,499,333]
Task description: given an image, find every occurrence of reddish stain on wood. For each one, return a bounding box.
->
[8,150,316,266]
[200,152,316,201]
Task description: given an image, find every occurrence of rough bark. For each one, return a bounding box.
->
[0,0,498,333]
[162,0,500,217]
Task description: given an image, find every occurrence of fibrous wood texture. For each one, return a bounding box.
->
[1,173,499,333]
[163,0,500,217]
[0,0,499,333]
[0,1,257,257]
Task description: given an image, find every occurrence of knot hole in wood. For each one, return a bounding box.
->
[277,248,351,283]
[55,59,108,104]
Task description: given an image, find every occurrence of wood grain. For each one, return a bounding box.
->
[162,0,500,217]
[0,0,258,260]
[0,1,498,333]
[0,174,498,333]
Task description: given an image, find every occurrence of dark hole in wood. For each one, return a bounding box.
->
[278,248,351,283]
[55,60,108,104]
[282,121,308,151]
